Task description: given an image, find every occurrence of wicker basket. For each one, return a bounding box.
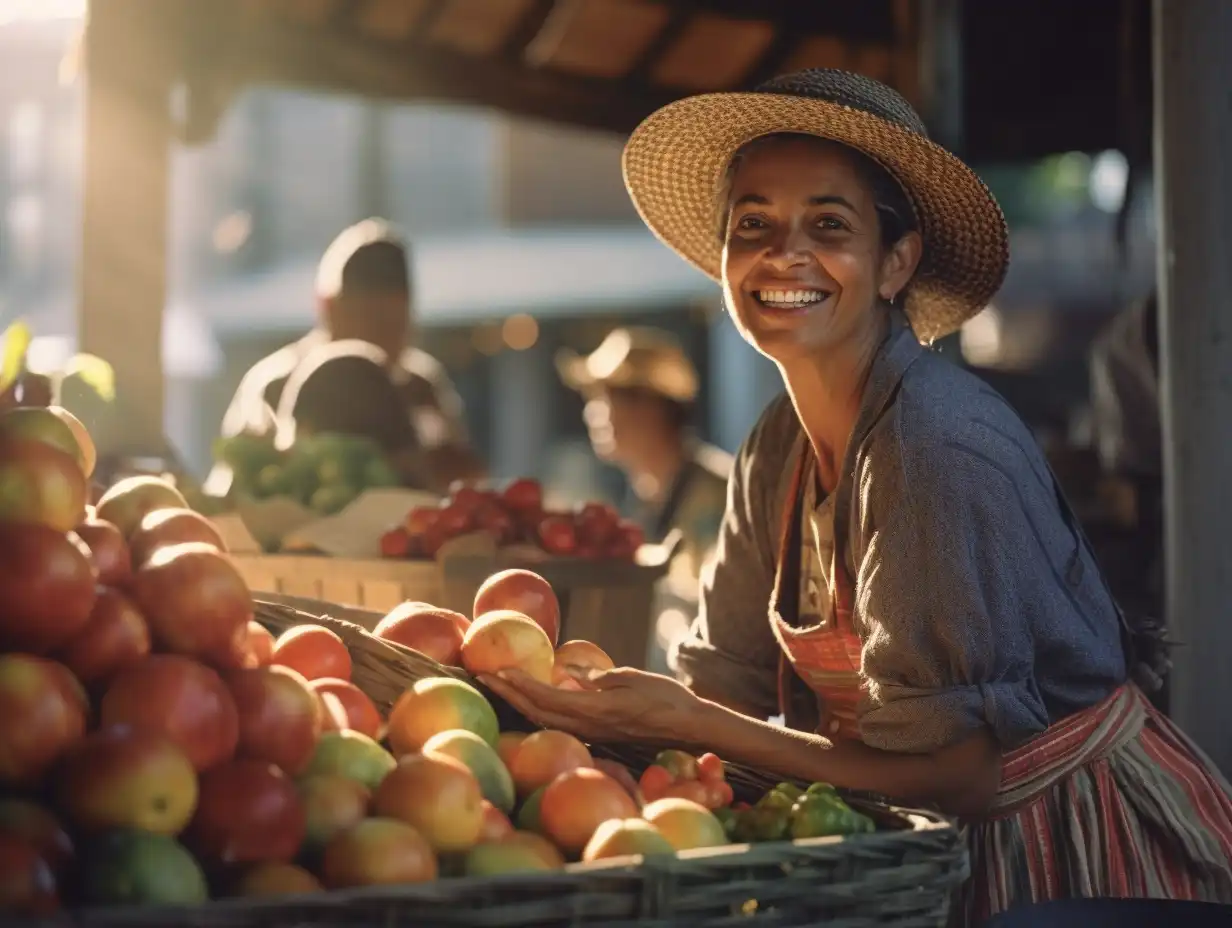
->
[24,597,968,928]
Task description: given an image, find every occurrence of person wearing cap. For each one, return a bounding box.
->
[212,218,483,493]
[273,339,419,456]
[557,327,732,669]
[484,70,1232,920]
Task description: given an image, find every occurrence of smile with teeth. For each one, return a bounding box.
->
[754,289,830,309]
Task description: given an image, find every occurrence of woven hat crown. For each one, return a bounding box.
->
[756,70,929,137]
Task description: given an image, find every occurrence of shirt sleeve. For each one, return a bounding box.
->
[673,401,791,718]
[854,431,1052,753]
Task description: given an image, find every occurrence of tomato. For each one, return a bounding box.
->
[575,503,618,546]
[448,485,486,515]
[661,779,711,806]
[379,528,410,559]
[473,505,516,545]
[270,626,352,682]
[637,765,673,802]
[536,516,577,557]
[435,503,473,538]
[501,478,543,513]
[653,749,699,781]
[404,506,439,536]
[697,752,725,783]
[420,527,449,558]
[704,780,734,810]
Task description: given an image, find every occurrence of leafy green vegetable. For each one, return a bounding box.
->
[0,319,32,395]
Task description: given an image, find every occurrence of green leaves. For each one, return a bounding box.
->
[0,319,32,396]
[61,353,116,403]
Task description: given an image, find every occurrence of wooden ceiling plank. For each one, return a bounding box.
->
[780,35,850,74]
[650,11,775,90]
[525,0,671,81]
[428,0,540,58]
[499,0,559,58]
[624,4,696,85]
[354,0,435,42]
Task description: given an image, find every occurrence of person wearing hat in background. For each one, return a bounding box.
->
[557,327,732,671]
[484,69,1232,921]
[211,218,483,494]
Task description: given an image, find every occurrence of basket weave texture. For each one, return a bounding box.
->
[24,595,968,928]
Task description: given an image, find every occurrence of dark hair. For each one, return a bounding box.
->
[317,219,411,300]
[716,133,918,252]
[279,343,417,453]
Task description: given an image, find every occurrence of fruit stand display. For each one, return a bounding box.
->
[208,434,672,670]
[0,407,967,926]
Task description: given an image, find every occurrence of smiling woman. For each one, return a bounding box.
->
[486,68,1232,925]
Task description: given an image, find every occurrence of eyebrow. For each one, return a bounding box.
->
[731,193,859,211]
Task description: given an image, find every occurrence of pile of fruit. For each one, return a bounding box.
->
[380,477,645,562]
[0,405,875,918]
[213,431,401,515]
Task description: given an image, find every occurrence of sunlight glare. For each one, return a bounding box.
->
[0,0,86,27]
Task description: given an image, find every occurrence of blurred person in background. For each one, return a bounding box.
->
[557,326,732,670]
[210,218,483,495]
[1088,289,1164,689]
[274,339,436,489]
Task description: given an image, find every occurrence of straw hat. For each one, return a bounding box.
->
[622,69,1009,344]
[556,327,698,404]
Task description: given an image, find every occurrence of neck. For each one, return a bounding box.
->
[779,312,888,493]
[626,436,689,504]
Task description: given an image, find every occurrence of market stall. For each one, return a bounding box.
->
[6,0,1228,923]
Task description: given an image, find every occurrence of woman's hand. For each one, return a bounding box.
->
[478,666,706,746]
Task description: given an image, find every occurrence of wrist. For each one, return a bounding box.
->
[646,690,714,749]
[666,697,733,752]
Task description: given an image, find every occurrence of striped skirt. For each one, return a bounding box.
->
[959,684,1232,926]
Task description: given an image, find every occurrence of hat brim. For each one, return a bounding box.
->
[621,91,1009,343]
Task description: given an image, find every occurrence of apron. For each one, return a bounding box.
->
[765,443,1232,924]
[767,445,863,738]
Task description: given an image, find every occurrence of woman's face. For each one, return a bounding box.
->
[721,137,920,365]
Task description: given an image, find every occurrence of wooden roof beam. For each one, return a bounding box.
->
[228,22,676,133]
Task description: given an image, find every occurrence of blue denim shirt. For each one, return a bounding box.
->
[676,312,1127,753]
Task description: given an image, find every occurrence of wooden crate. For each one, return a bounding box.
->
[230,554,442,620]
[231,552,670,669]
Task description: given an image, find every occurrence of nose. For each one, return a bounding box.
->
[762,223,814,272]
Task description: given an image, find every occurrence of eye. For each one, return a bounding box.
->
[735,214,768,231]
[816,216,848,232]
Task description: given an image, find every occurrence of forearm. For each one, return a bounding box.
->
[687,683,768,721]
[685,699,1001,816]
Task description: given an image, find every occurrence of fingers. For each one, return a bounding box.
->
[572,666,652,690]
[479,675,594,736]
[492,668,581,702]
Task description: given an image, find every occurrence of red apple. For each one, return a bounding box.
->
[55,586,151,687]
[0,524,97,654]
[226,665,323,775]
[474,569,561,645]
[0,656,88,787]
[129,542,252,660]
[73,517,132,587]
